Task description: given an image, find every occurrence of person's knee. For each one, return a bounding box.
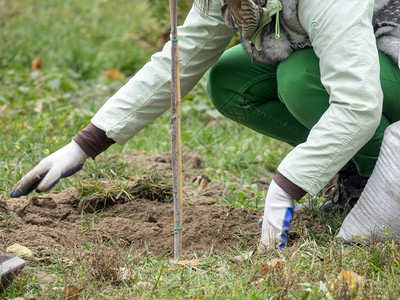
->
[277,49,327,128]
[207,62,226,111]
[277,60,318,122]
[277,64,309,106]
[207,58,245,118]
[278,50,320,100]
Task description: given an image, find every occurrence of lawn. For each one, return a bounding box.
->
[1,0,400,299]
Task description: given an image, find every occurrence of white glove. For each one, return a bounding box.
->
[10,140,87,197]
[260,180,295,250]
[337,121,400,242]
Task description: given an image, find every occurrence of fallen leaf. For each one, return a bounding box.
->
[31,57,42,71]
[231,251,254,262]
[6,244,33,259]
[62,285,83,300]
[33,102,43,113]
[104,69,126,81]
[163,218,174,224]
[169,257,199,266]
[194,174,211,191]
[118,267,134,281]
[338,269,364,289]
[260,258,286,274]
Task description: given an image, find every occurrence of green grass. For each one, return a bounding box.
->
[2,0,400,299]
[4,240,400,299]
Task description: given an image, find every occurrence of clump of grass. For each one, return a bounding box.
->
[76,173,173,212]
[87,247,129,286]
[128,173,173,203]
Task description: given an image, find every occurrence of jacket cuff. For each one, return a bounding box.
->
[273,171,307,201]
[72,123,115,159]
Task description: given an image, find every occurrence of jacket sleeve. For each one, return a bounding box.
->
[277,0,383,196]
[91,0,235,145]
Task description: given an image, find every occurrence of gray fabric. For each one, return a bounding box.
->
[221,0,400,66]
[337,121,400,243]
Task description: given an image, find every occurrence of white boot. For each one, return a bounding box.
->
[337,121,400,242]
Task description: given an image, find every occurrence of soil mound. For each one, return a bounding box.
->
[1,150,328,260]
[1,185,259,258]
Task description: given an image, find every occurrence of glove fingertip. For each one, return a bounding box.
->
[10,189,23,198]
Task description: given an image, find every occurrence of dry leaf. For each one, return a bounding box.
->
[231,251,254,262]
[62,285,83,300]
[260,258,286,274]
[338,270,364,288]
[197,175,210,191]
[169,257,199,266]
[104,69,126,81]
[163,218,174,224]
[34,102,43,113]
[118,267,134,281]
[193,175,210,188]
[31,57,42,71]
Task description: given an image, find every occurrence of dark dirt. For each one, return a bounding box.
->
[0,150,326,260]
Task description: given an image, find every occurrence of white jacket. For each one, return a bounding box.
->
[92,0,386,196]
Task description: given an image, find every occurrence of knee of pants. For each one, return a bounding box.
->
[277,50,328,129]
[207,61,242,118]
[207,63,225,112]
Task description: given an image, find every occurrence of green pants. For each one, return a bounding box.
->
[207,46,400,177]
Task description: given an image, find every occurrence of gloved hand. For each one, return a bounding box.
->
[260,180,295,250]
[10,140,87,197]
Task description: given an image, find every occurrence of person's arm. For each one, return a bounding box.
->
[91,0,235,145]
[10,0,236,197]
[275,0,383,197]
[260,0,384,250]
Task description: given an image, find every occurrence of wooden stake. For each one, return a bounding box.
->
[169,0,183,260]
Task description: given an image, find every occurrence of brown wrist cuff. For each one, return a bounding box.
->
[273,172,307,201]
[73,123,115,159]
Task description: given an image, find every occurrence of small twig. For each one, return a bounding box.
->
[56,211,71,225]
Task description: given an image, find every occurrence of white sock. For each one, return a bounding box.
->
[260,180,294,250]
[337,121,400,242]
